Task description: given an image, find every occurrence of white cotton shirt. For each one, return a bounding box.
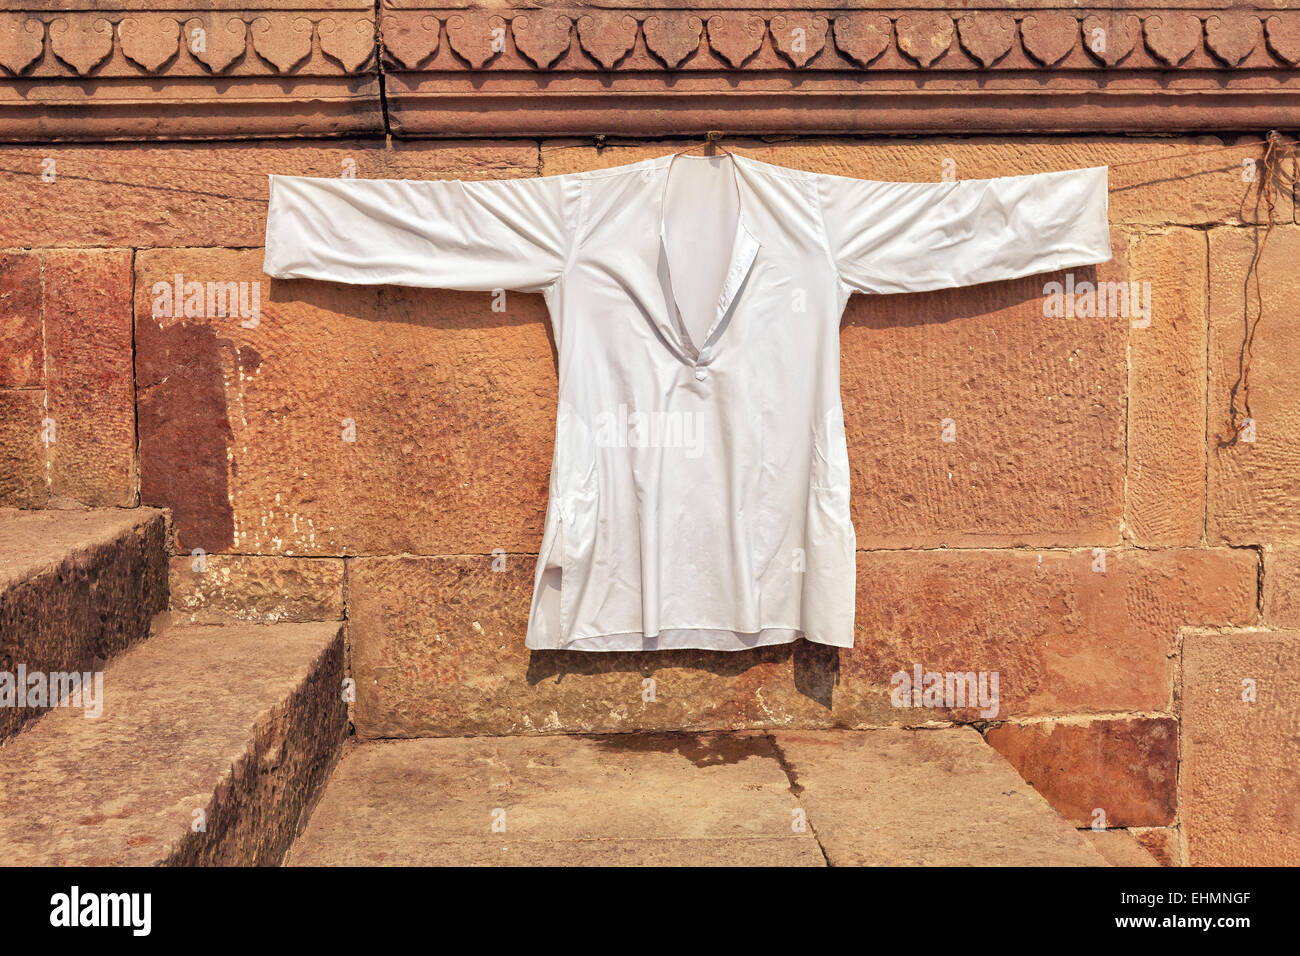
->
[263,153,1112,652]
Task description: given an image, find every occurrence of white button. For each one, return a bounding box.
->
[694,368,708,381]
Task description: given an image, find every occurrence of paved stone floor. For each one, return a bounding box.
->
[287,728,1110,866]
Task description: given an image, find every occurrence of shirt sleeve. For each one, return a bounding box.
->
[815,165,1111,296]
[263,172,575,293]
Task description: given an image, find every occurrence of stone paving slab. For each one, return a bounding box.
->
[1085,830,1161,867]
[771,728,1108,866]
[290,728,1109,866]
[288,732,823,866]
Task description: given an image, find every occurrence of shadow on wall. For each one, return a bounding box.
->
[136,319,243,555]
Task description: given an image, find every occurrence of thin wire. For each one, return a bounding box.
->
[0,155,281,178]
[0,165,269,203]
[1108,138,1278,168]
[0,136,1293,203]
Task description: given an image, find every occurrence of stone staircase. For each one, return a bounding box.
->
[0,506,1153,866]
[0,507,345,865]
[0,508,167,740]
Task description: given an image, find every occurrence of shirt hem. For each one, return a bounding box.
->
[526,626,854,652]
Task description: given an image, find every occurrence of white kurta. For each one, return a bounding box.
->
[263,154,1112,652]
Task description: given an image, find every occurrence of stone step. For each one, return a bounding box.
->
[0,507,169,740]
[286,727,1107,866]
[0,620,347,866]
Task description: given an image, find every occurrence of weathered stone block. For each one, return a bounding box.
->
[841,547,1257,722]
[1131,825,1184,866]
[1262,545,1300,627]
[1207,226,1300,543]
[839,260,1127,549]
[44,249,136,507]
[169,554,344,623]
[1125,229,1207,545]
[135,247,555,557]
[1180,626,1300,865]
[984,717,1178,827]
[346,554,835,738]
[0,250,43,388]
[0,390,47,508]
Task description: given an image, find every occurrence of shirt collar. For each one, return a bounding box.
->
[655,152,762,364]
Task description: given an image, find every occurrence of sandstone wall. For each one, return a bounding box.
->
[2,1,1297,867]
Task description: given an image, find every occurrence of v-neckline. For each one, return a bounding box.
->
[656,152,761,368]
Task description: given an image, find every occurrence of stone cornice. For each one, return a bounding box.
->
[1,4,1298,140]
